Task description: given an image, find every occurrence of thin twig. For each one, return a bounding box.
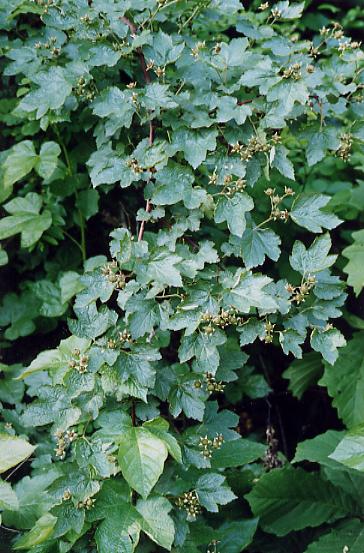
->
[120,15,154,241]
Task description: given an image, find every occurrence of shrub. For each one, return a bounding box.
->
[1,1,364,552]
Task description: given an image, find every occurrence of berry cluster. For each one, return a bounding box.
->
[263,425,283,471]
[106,329,133,349]
[232,136,271,161]
[54,429,77,460]
[102,261,126,289]
[77,497,95,510]
[175,490,202,519]
[34,36,60,57]
[336,133,353,161]
[198,433,224,458]
[282,63,302,81]
[265,186,295,222]
[68,348,89,374]
[286,275,316,305]
[126,158,144,174]
[205,372,225,394]
[200,307,243,335]
[74,76,96,101]
[191,41,206,59]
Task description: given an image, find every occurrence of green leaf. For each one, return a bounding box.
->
[223,226,281,268]
[69,303,118,339]
[293,430,344,468]
[215,193,254,237]
[35,141,61,179]
[246,465,356,536]
[196,473,236,512]
[310,328,346,365]
[2,470,61,529]
[19,335,90,379]
[272,1,305,18]
[290,234,337,276]
[304,519,364,553]
[0,192,52,248]
[142,83,178,110]
[3,140,37,187]
[136,496,175,550]
[283,352,323,399]
[217,519,259,553]
[118,427,168,498]
[92,86,135,134]
[76,189,99,220]
[343,229,364,296]
[87,143,136,188]
[305,126,340,167]
[143,417,182,463]
[0,479,19,511]
[89,45,122,67]
[18,66,73,118]
[224,272,278,313]
[329,428,364,471]
[173,128,218,169]
[270,145,295,180]
[144,30,184,65]
[211,439,265,468]
[13,513,57,550]
[0,434,35,474]
[94,507,140,553]
[136,252,183,287]
[290,194,342,233]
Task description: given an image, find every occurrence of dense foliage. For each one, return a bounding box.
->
[1,0,364,551]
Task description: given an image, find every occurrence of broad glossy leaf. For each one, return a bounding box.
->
[118,427,168,498]
[246,465,356,536]
[0,434,35,474]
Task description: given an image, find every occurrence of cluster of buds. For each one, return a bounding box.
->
[175,490,201,518]
[62,489,72,501]
[77,497,95,510]
[198,433,224,458]
[107,329,133,349]
[282,63,302,81]
[68,348,89,374]
[191,41,206,59]
[336,133,353,161]
[80,14,92,24]
[263,320,275,344]
[102,260,126,289]
[265,186,294,222]
[200,307,243,334]
[205,372,225,394]
[126,158,143,174]
[34,36,60,56]
[270,7,281,19]
[74,76,95,101]
[54,429,77,460]
[223,175,246,197]
[263,425,283,471]
[131,91,139,105]
[286,275,316,304]
[232,136,271,161]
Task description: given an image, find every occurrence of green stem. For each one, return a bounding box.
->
[54,125,87,262]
